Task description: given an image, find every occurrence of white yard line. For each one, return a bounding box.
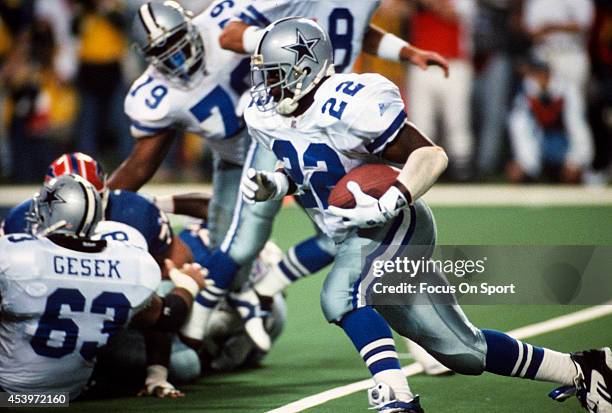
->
[267,302,612,413]
[1,185,612,207]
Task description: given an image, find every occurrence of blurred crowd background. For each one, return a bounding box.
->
[0,0,610,184]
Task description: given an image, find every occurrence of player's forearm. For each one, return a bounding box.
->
[108,132,175,191]
[108,158,156,191]
[219,21,264,54]
[396,146,448,203]
[154,193,210,219]
[363,23,448,77]
[156,236,194,279]
[363,24,409,62]
[144,329,172,368]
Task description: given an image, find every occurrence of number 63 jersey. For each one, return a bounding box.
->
[0,234,160,398]
[244,73,407,242]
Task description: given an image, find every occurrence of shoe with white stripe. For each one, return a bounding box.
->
[549,347,612,413]
[368,383,424,413]
[227,289,271,352]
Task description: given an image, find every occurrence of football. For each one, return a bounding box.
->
[328,164,400,209]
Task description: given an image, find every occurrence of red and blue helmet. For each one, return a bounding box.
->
[45,152,107,194]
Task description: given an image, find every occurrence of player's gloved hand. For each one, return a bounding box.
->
[240,168,289,204]
[328,181,409,228]
[165,259,210,298]
[138,365,185,399]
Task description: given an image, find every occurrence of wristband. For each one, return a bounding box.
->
[270,171,290,200]
[377,32,409,62]
[168,267,200,298]
[392,180,413,205]
[154,195,175,214]
[243,25,264,54]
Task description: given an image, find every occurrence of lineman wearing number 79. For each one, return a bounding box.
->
[241,17,612,413]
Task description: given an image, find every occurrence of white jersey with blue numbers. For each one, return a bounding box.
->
[233,0,380,73]
[245,73,407,241]
[0,234,160,398]
[124,0,252,165]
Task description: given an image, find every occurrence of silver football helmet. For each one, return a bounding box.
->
[132,1,204,86]
[250,17,335,115]
[28,174,102,238]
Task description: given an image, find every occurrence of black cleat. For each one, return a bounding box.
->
[550,348,612,412]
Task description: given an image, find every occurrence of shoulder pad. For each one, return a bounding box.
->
[93,221,148,250]
[125,71,175,137]
[1,199,33,235]
[320,73,406,154]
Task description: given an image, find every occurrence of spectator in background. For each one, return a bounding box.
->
[507,57,594,184]
[73,0,131,162]
[34,0,78,83]
[523,0,594,115]
[472,0,524,178]
[587,0,612,183]
[1,19,70,182]
[0,0,34,179]
[406,0,475,181]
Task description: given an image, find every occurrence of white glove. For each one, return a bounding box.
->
[240,168,289,204]
[328,181,408,228]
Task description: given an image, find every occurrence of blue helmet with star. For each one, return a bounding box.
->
[250,17,334,115]
[28,174,103,238]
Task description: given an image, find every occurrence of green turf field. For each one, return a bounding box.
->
[52,205,612,413]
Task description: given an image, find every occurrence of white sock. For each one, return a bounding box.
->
[373,369,413,402]
[535,350,578,385]
[254,263,293,296]
[180,302,213,340]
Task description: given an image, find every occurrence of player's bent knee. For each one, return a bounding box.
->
[320,288,351,323]
[169,339,201,383]
[432,351,485,375]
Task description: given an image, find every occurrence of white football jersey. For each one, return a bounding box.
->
[245,72,406,241]
[0,234,160,398]
[124,0,252,165]
[93,221,148,251]
[233,0,380,73]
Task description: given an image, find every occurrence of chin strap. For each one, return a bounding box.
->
[276,61,335,115]
[40,220,68,237]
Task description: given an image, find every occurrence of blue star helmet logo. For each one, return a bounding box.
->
[283,29,320,66]
[40,187,66,210]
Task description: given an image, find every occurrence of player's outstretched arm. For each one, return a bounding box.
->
[219,20,264,54]
[131,260,206,398]
[138,330,185,399]
[131,260,207,330]
[153,192,211,220]
[107,131,175,191]
[362,24,449,78]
